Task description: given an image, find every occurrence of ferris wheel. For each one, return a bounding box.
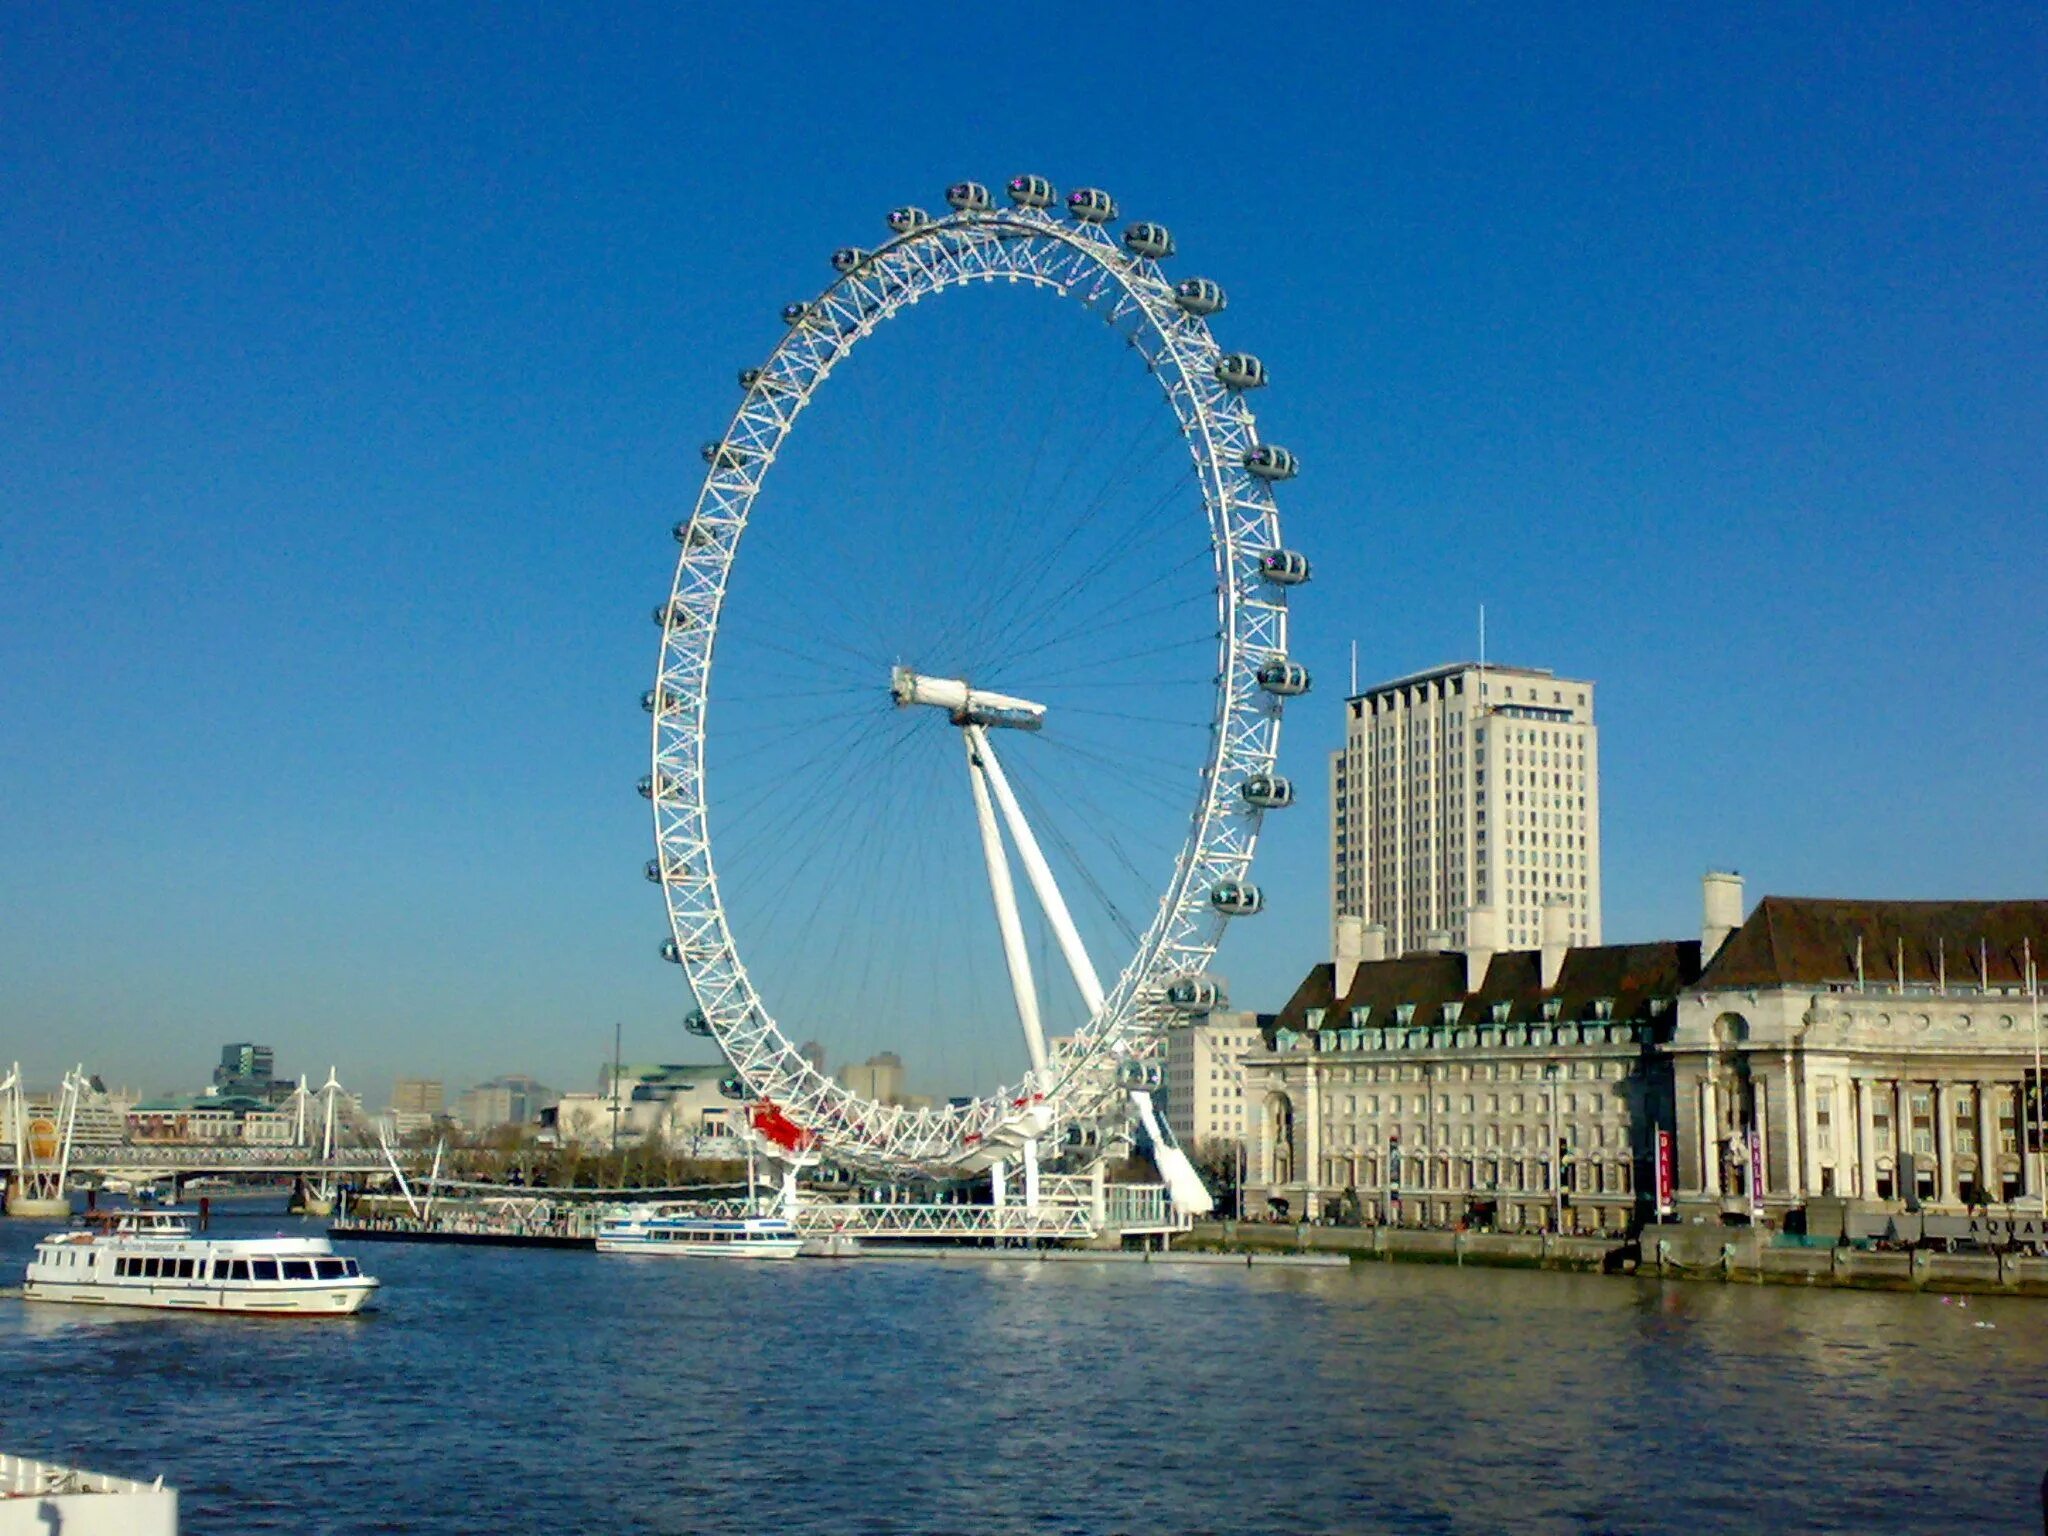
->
[645,176,1310,1182]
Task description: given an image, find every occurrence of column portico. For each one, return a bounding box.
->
[1701,1078,1721,1196]
[1934,1080,1955,1207]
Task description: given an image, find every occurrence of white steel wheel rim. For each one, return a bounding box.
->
[651,197,1294,1175]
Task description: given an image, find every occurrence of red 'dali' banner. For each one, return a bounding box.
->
[750,1101,818,1155]
[1655,1128,1675,1216]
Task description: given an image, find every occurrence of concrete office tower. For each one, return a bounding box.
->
[1332,662,1601,956]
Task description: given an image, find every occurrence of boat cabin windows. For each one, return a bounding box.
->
[250,1259,280,1282]
[281,1260,315,1281]
[315,1259,349,1280]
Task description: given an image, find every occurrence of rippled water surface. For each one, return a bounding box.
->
[1,1202,2042,1534]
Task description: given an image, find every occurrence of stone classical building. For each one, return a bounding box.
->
[1331,662,1600,957]
[1243,904,1696,1233]
[1671,878,2048,1222]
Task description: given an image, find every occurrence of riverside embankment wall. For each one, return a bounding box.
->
[1182,1221,2048,1296]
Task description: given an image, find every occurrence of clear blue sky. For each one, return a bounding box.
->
[2,5,2042,1103]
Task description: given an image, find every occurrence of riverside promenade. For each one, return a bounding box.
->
[1184,1219,2048,1296]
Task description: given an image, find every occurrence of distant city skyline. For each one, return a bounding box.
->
[3,8,2042,1095]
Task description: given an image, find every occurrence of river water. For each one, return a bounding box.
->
[0,1202,2040,1534]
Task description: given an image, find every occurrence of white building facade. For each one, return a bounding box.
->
[1331,662,1600,955]
[1164,1011,1264,1159]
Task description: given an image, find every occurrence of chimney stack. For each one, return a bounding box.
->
[1465,905,1500,994]
[1702,870,1744,963]
[1540,900,1571,990]
[1360,922,1389,963]
[1333,914,1365,995]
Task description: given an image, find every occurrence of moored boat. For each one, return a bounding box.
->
[22,1210,379,1316]
[596,1208,802,1259]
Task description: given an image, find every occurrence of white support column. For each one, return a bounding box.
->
[966,724,1106,1017]
[1023,1137,1041,1212]
[1754,1080,1770,1200]
[964,732,1048,1074]
[1856,1077,1876,1201]
[1701,1078,1721,1197]
[1977,1081,1997,1205]
[1934,1080,1956,1207]
[990,1159,1007,1209]
[1782,1052,1804,1199]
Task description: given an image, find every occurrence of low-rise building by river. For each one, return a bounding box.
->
[1241,903,1696,1232]
[1239,873,2048,1238]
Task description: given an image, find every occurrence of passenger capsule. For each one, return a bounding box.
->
[831,246,869,274]
[1173,277,1227,317]
[1117,1058,1163,1088]
[1209,880,1266,917]
[642,686,686,714]
[644,858,664,883]
[636,774,655,799]
[1214,352,1268,390]
[1066,187,1117,223]
[886,206,931,235]
[683,1009,714,1038]
[1256,657,1312,697]
[701,442,747,471]
[672,519,712,547]
[660,939,683,964]
[1243,444,1298,481]
[1166,974,1225,1012]
[718,1075,749,1101]
[1257,548,1312,585]
[946,181,993,212]
[652,599,694,628]
[1122,222,1175,260]
[1007,174,1057,209]
[1240,774,1296,810]
[780,302,811,327]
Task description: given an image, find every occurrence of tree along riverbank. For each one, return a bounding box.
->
[1182,1219,2048,1296]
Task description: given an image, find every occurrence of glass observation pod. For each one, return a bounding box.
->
[1209,880,1266,917]
[1256,657,1312,697]
[1243,444,1298,481]
[644,859,665,884]
[946,181,992,211]
[1122,222,1175,260]
[637,774,655,799]
[738,367,794,395]
[1165,974,1224,1012]
[683,1010,714,1037]
[642,687,687,714]
[886,206,931,235]
[1240,774,1296,809]
[652,601,693,628]
[1214,353,1268,390]
[701,442,747,470]
[779,302,813,327]
[1066,187,1117,223]
[672,519,714,547]
[1257,548,1312,585]
[661,939,683,964]
[830,247,869,274]
[1117,1059,1163,1088]
[718,1076,749,1101]
[1173,278,1227,317]
[1007,174,1057,209]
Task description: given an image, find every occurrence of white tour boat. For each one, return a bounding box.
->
[596,1207,803,1259]
[22,1209,380,1316]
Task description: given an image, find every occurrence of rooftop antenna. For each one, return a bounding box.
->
[1477,603,1488,714]
[1349,639,1358,697]
[1855,934,1865,990]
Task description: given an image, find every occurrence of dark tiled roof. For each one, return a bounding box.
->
[1267,940,1702,1037]
[1700,897,2048,990]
